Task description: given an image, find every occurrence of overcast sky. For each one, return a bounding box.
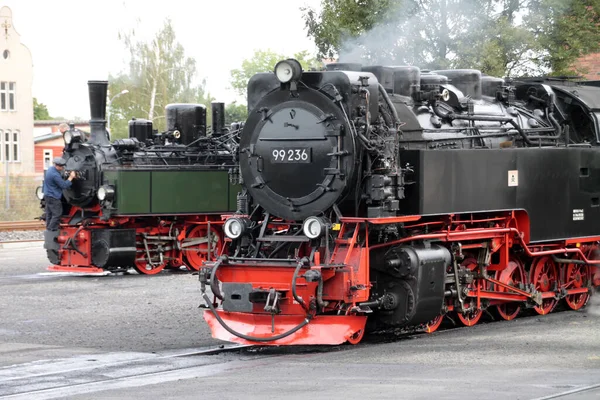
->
[4,0,322,120]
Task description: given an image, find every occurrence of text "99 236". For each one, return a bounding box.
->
[271,148,311,163]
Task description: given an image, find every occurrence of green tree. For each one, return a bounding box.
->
[225,102,248,125]
[230,49,322,98]
[33,98,52,120]
[302,0,600,77]
[108,19,213,139]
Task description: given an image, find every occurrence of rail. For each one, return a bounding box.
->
[0,220,45,232]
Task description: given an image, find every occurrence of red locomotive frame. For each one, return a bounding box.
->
[49,207,229,275]
[203,211,600,345]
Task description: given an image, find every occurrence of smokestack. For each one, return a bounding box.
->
[211,102,225,136]
[88,80,109,145]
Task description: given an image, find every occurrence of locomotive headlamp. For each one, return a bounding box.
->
[302,216,327,239]
[224,217,250,239]
[63,130,82,145]
[274,59,303,83]
[35,186,44,200]
[64,131,73,145]
[97,185,115,202]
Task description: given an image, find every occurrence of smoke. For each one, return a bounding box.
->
[336,0,493,69]
[332,0,587,77]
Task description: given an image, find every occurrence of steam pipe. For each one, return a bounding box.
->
[431,100,535,146]
[202,292,312,343]
[292,258,309,311]
[378,83,401,127]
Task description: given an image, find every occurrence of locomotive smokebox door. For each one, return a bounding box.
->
[91,229,136,268]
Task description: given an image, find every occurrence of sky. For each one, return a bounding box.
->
[3,0,322,120]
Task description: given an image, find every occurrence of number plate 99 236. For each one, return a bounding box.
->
[271,148,311,163]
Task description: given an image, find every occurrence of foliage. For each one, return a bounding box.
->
[225,102,248,125]
[33,98,52,120]
[230,49,323,98]
[108,19,213,139]
[302,0,600,77]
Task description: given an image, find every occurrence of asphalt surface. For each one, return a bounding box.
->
[1,244,599,400]
[0,244,221,355]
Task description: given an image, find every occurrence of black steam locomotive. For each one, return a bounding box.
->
[40,81,240,274]
[200,59,600,345]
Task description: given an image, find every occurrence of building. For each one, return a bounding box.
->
[573,53,600,81]
[0,5,34,177]
[33,121,89,173]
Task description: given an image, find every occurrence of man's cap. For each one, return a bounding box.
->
[53,157,67,166]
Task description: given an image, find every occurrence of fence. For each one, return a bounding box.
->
[0,175,44,222]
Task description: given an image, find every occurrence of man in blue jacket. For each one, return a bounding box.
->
[43,157,76,231]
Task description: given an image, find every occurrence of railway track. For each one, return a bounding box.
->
[0,220,45,232]
[0,343,255,399]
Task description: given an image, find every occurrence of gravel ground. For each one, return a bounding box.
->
[0,230,43,242]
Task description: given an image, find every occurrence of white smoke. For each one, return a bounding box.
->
[336,0,493,68]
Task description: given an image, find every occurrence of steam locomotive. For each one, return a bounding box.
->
[39,81,240,274]
[200,59,600,345]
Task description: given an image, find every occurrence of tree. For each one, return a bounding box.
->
[302,0,600,77]
[33,98,52,120]
[225,102,248,125]
[108,19,213,139]
[230,49,322,98]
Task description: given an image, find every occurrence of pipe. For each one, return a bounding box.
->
[432,101,536,146]
[368,227,600,265]
[209,257,225,300]
[378,83,401,127]
[292,258,309,311]
[202,293,311,343]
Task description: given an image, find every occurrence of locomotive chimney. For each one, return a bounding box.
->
[211,102,225,136]
[88,80,109,145]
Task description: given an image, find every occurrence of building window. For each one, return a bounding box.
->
[4,130,10,162]
[0,82,5,111]
[8,82,15,111]
[0,82,16,111]
[0,129,3,162]
[43,149,53,170]
[12,130,19,162]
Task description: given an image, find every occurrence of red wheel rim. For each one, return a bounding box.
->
[183,225,222,271]
[495,258,524,321]
[346,329,365,345]
[425,314,444,333]
[456,308,482,326]
[564,263,590,310]
[133,250,166,275]
[456,257,483,326]
[530,256,558,315]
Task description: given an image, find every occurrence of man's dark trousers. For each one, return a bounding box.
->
[45,197,63,231]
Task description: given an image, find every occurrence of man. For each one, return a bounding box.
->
[43,157,76,231]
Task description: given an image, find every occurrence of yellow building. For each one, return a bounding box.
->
[0,5,34,177]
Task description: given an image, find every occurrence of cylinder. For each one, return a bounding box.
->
[87,80,109,145]
[420,72,449,92]
[325,63,362,72]
[432,69,482,99]
[128,118,153,143]
[392,66,421,97]
[166,103,207,145]
[361,66,394,92]
[481,76,505,98]
[211,102,225,136]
